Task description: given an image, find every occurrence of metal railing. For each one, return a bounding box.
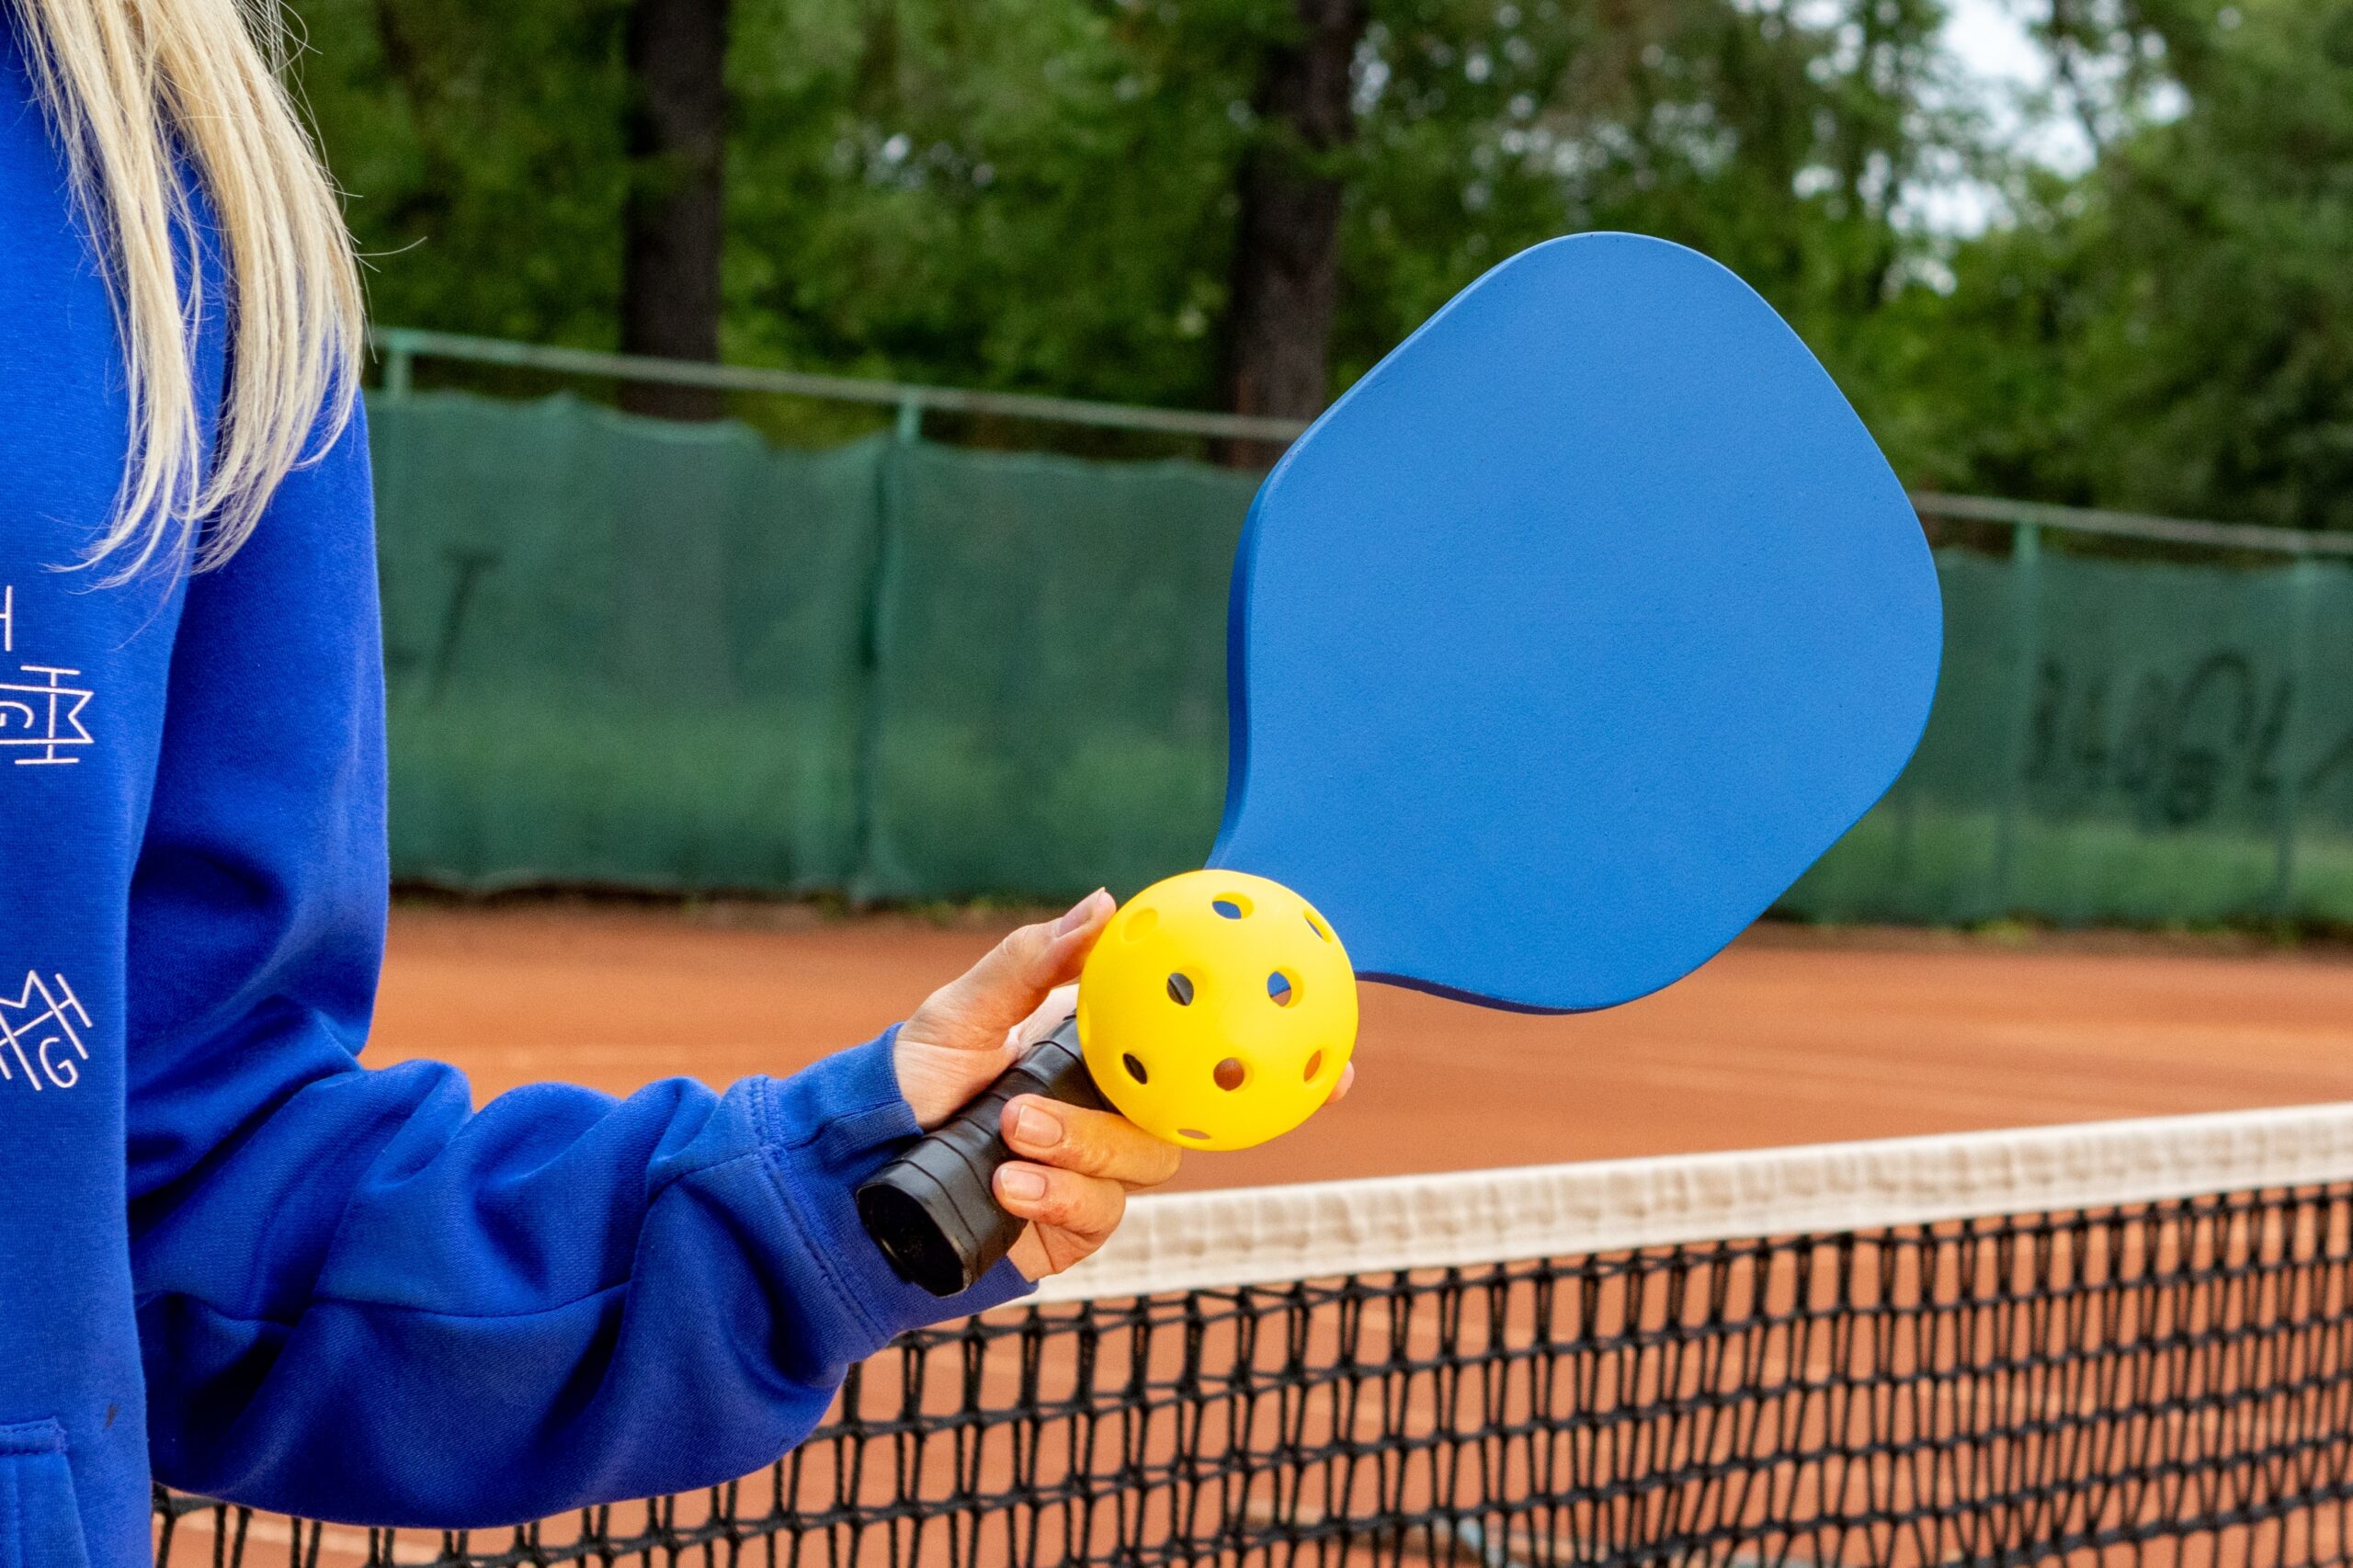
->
[369,326,1309,446]
[369,326,2349,560]
[1912,491,2353,560]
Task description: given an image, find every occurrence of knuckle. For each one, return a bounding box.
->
[1035,1167,1096,1224]
[1054,1234,1106,1269]
[904,989,977,1045]
[1065,1178,1126,1243]
[1021,1171,1114,1237]
[1052,1108,1131,1176]
[1101,1115,1182,1185]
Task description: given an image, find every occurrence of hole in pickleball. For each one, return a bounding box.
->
[1214,1058,1247,1091]
[1303,1051,1323,1080]
[1179,1129,1211,1142]
[1212,893,1252,920]
[1267,971,1297,1007]
[1123,907,1159,942]
[1166,972,1195,1006]
[1304,912,1331,941]
[1122,1053,1149,1085]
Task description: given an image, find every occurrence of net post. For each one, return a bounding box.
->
[2273,554,2321,916]
[846,422,911,906]
[381,330,415,400]
[1991,518,2041,917]
[855,393,925,902]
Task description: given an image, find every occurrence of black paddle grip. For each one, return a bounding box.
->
[858,1017,1112,1297]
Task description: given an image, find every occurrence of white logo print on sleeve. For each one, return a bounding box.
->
[0,971,92,1092]
[0,585,95,766]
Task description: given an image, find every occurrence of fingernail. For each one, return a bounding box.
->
[999,1166,1046,1201]
[1015,1103,1063,1148]
[1055,889,1108,936]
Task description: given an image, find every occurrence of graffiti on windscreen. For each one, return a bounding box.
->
[2017,652,2353,828]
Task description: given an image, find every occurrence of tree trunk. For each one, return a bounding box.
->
[1217,0,1369,466]
[620,0,730,420]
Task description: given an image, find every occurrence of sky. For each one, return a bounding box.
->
[1907,0,2099,237]
[1944,0,2098,173]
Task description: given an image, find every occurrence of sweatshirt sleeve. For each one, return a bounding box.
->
[125,401,1030,1528]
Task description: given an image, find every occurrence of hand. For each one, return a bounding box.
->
[892,888,1358,1283]
[995,1086,1182,1281]
[892,890,1115,1129]
[988,983,1356,1283]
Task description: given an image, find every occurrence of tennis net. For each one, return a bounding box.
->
[154,1100,2353,1567]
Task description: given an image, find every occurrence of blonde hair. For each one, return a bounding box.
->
[8,0,361,577]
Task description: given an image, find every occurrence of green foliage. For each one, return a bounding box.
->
[293,0,1961,412]
[1335,0,1964,405]
[721,0,1265,409]
[1897,0,2353,528]
[290,0,633,345]
[289,0,2353,528]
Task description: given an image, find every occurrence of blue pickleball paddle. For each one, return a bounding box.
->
[1213,231,1940,1012]
[858,232,1942,1295]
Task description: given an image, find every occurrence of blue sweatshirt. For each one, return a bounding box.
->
[0,27,1024,1568]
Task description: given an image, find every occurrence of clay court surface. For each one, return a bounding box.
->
[376,902,2353,1190]
[154,903,2353,1567]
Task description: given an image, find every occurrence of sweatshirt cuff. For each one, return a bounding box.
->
[756,1028,1033,1364]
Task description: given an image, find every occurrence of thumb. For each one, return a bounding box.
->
[901,889,1114,1056]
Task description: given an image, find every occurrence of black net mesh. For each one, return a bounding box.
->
[153,1184,2353,1568]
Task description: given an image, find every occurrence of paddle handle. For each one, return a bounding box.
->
[857,1017,1111,1297]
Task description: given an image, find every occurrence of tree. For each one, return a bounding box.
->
[1331,0,1961,418]
[292,0,1966,465]
[1898,0,2353,528]
[620,0,732,418]
[1218,0,1370,462]
[289,0,632,347]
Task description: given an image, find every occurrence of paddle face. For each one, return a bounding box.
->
[1209,233,1942,1014]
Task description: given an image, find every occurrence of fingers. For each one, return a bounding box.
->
[997,1095,1184,1281]
[1006,983,1078,1053]
[902,892,1112,1056]
[1002,1096,1184,1188]
[995,1164,1129,1278]
[891,902,1109,1131]
[995,1067,1361,1282]
[1327,1061,1356,1105]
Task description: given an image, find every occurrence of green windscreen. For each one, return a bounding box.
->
[374,392,2353,925]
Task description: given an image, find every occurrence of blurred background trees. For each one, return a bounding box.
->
[289,0,2353,527]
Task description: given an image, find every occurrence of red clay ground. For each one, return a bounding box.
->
[153,906,2353,1567]
[372,903,2353,1192]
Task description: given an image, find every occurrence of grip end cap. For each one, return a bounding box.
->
[858,1175,983,1297]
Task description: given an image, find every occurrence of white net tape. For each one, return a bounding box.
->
[1033,1099,2353,1302]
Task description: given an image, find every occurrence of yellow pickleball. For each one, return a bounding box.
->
[1075,869,1357,1152]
